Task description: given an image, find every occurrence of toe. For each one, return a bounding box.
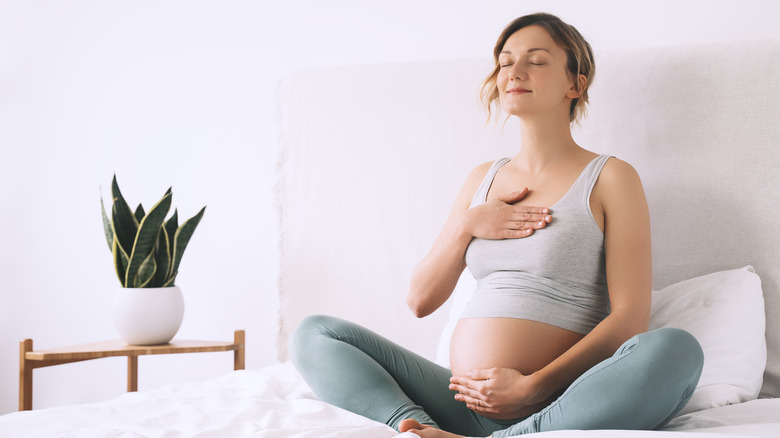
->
[399,418,424,432]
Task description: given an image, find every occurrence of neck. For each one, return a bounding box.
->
[512,111,580,174]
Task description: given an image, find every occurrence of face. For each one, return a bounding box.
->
[496,25,582,119]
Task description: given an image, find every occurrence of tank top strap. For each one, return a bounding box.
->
[469,157,511,208]
[581,154,613,201]
[553,154,612,211]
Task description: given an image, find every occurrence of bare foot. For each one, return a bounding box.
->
[399,419,427,433]
[398,418,468,438]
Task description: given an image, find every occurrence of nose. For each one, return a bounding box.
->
[509,63,527,80]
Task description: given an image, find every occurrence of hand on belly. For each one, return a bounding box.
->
[448,317,582,419]
[449,366,552,419]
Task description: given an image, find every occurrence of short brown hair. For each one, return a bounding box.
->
[480,13,595,124]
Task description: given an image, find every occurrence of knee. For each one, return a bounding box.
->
[641,328,704,384]
[287,315,348,368]
[651,327,703,361]
[289,314,341,366]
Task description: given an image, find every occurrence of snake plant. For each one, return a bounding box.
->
[101,176,206,288]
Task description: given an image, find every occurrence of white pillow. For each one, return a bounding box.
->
[649,266,766,415]
[436,266,766,416]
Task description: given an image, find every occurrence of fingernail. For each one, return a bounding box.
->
[542,208,548,213]
[545,215,551,221]
[537,221,544,226]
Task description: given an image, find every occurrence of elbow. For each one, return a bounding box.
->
[406,294,432,319]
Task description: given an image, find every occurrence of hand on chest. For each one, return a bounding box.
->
[486,162,587,209]
[482,155,607,233]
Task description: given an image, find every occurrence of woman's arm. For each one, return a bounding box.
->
[529,158,652,396]
[407,162,552,318]
[407,163,488,318]
[450,158,652,414]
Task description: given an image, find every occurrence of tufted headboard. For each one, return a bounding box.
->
[276,42,780,398]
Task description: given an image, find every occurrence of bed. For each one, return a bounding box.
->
[2,42,779,437]
[1,363,778,437]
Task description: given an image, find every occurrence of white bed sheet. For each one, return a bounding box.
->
[1,362,777,438]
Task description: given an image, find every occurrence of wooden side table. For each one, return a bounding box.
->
[19,330,245,411]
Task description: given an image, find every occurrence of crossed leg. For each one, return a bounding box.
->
[289,315,500,436]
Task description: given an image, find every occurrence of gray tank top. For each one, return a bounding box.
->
[461,154,612,334]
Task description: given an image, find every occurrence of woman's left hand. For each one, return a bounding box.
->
[449,368,545,418]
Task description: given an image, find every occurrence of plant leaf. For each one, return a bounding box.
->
[134,203,145,222]
[125,189,172,287]
[112,237,129,287]
[162,274,177,288]
[101,195,113,251]
[134,249,157,288]
[111,175,138,256]
[168,206,206,281]
[152,225,171,287]
[165,209,178,258]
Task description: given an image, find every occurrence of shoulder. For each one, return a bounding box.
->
[467,160,495,183]
[450,160,498,212]
[600,157,642,185]
[595,157,648,214]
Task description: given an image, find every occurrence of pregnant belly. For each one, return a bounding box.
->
[449,317,583,378]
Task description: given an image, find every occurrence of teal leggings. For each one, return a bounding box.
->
[290,315,703,437]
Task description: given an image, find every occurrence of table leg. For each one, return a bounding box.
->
[19,339,33,411]
[234,330,245,370]
[127,356,138,392]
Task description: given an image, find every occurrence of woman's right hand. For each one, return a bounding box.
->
[463,188,552,240]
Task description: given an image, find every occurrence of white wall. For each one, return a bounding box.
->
[1,0,778,415]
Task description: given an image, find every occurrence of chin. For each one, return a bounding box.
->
[501,106,529,117]
[499,101,530,116]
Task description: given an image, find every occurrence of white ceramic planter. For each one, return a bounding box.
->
[112,286,184,345]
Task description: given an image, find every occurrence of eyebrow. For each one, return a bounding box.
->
[500,48,553,55]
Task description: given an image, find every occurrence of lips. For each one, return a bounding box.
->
[507,88,531,94]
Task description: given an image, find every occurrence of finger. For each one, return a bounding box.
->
[450,375,486,387]
[449,376,471,387]
[455,392,489,407]
[507,211,540,222]
[514,206,550,215]
[466,402,498,414]
[466,401,485,412]
[462,396,498,414]
[450,384,488,401]
[498,188,529,204]
[501,228,534,239]
[448,381,475,395]
[511,211,552,223]
[508,219,547,230]
[531,218,550,229]
[455,388,488,402]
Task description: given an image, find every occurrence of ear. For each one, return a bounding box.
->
[566,74,587,99]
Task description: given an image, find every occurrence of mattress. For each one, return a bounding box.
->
[1,362,777,438]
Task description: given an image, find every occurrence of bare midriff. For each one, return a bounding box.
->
[450,317,584,419]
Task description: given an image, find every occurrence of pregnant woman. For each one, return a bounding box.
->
[290,12,703,438]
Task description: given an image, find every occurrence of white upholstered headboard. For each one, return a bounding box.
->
[277,42,780,398]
